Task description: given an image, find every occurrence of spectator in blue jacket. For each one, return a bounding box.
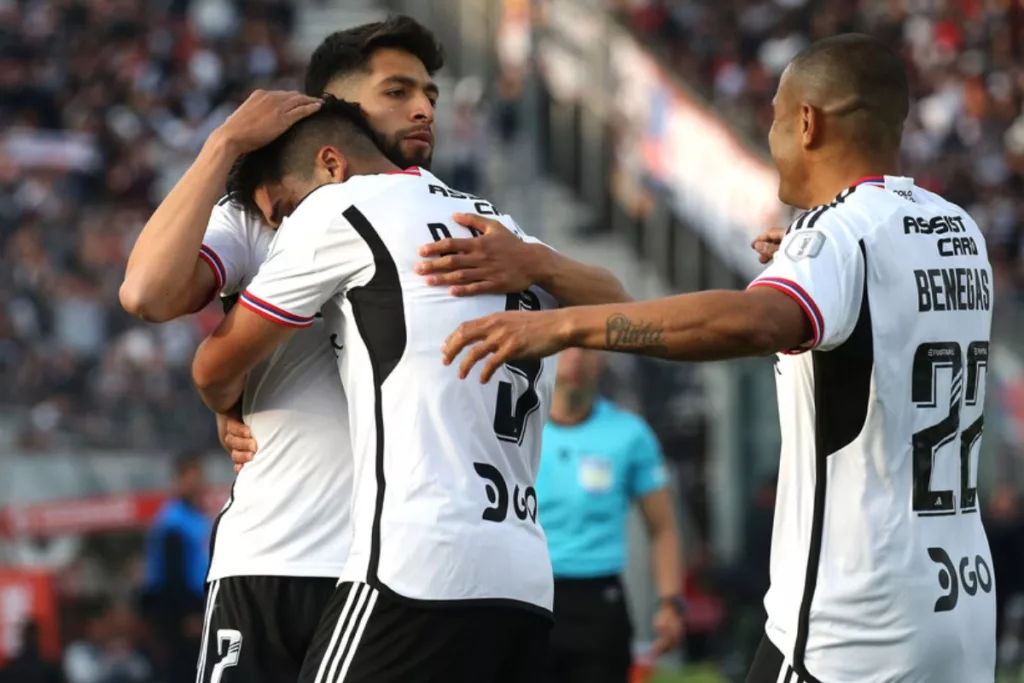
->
[141,452,210,683]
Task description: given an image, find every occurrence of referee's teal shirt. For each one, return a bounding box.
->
[537,398,669,578]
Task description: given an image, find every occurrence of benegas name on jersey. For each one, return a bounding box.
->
[904,213,991,313]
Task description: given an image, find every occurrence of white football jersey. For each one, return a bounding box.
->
[200,198,353,582]
[242,168,557,615]
[748,176,996,683]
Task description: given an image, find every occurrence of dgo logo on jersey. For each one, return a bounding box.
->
[927,547,993,613]
[474,462,538,524]
[785,230,826,260]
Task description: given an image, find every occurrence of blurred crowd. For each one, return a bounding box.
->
[0,0,301,451]
[622,0,1024,295]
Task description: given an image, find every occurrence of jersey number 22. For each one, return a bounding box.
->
[911,340,988,516]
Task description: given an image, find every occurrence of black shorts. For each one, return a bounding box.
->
[745,636,822,683]
[540,575,633,683]
[297,581,552,683]
[196,575,337,683]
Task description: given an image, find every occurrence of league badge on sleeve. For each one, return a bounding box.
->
[786,229,827,260]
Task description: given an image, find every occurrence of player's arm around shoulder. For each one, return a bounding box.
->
[192,197,363,412]
[416,212,632,305]
[192,208,318,413]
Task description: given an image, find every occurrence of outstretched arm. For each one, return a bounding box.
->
[442,287,810,381]
[559,288,807,359]
[443,215,866,381]
[416,213,631,305]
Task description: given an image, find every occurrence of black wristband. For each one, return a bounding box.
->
[659,595,687,616]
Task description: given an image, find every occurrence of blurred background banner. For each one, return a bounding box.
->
[3,0,1024,681]
[0,570,59,668]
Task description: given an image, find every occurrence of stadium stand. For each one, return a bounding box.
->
[0,0,301,451]
[623,0,1024,295]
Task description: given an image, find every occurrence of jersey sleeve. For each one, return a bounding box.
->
[200,199,253,297]
[628,419,670,498]
[240,199,373,328]
[747,221,865,352]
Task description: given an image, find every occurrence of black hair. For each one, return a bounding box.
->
[788,33,910,153]
[303,14,445,97]
[225,96,386,217]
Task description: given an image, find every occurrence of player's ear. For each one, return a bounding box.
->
[317,146,348,183]
[801,104,821,150]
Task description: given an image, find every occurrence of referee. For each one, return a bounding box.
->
[538,348,685,683]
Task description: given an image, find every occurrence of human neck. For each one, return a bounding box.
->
[347,155,402,178]
[549,389,596,426]
[801,152,901,209]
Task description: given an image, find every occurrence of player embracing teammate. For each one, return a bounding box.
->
[122,14,631,683]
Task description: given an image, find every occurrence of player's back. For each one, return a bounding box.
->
[313,169,556,615]
[756,176,995,682]
[202,202,353,583]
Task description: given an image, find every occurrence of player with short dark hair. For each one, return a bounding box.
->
[303,15,445,106]
[193,96,556,683]
[226,98,386,219]
[444,33,997,683]
[121,15,631,683]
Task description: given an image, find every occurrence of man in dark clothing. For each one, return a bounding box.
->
[140,452,210,683]
[0,621,63,683]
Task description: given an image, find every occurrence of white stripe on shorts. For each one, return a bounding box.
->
[778,664,809,683]
[314,583,379,683]
[332,586,378,682]
[195,579,221,683]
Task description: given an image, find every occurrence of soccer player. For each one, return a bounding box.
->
[191,98,556,683]
[443,34,997,683]
[120,16,630,683]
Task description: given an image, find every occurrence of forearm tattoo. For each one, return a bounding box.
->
[604,314,668,356]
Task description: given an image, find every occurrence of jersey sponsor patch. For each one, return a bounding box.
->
[785,230,827,260]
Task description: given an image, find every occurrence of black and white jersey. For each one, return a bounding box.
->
[242,168,557,615]
[747,176,996,682]
[201,200,353,582]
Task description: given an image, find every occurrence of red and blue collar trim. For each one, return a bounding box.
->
[386,166,422,176]
[851,175,886,188]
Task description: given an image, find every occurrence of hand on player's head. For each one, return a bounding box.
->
[215,90,323,155]
[227,97,382,222]
[416,213,535,296]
